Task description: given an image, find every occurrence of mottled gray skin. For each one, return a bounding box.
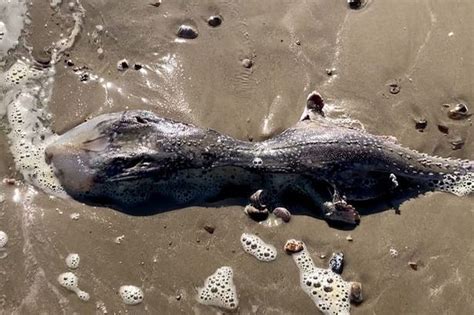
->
[45,104,473,221]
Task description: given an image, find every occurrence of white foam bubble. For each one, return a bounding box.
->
[119,285,144,305]
[58,272,79,291]
[435,173,474,196]
[65,253,80,269]
[240,233,277,262]
[58,271,90,302]
[197,266,238,310]
[0,231,8,248]
[77,290,90,301]
[292,243,355,315]
[1,59,66,197]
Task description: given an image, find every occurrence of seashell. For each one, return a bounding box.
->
[273,207,291,222]
[284,239,304,254]
[207,15,222,27]
[177,25,198,39]
[448,103,470,120]
[244,205,269,222]
[349,282,363,303]
[328,252,344,274]
[249,189,266,209]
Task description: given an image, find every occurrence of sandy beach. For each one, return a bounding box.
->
[0,0,473,313]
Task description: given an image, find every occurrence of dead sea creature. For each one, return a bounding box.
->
[45,92,474,223]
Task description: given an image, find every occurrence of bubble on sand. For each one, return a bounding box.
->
[240,233,277,262]
[290,241,361,315]
[77,290,90,301]
[65,253,80,269]
[0,60,42,89]
[58,272,78,290]
[58,272,90,302]
[0,231,8,248]
[119,285,144,305]
[197,266,238,310]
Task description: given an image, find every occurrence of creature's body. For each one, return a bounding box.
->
[45,94,473,223]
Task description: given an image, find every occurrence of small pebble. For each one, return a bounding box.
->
[203,224,215,234]
[346,235,353,242]
[70,213,80,220]
[350,282,363,303]
[348,0,363,10]
[328,252,344,274]
[408,261,418,270]
[437,125,449,134]
[115,235,125,244]
[3,178,16,185]
[176,24,198,39]
[273,207,291,222]
[117,59,129,71]
[389,83,400,94]
[450,137,464,150]
[448,103,469,120]
[295,40,301,45]
[133,63,143,70]
[244,205,269,222]
[325,68,336,76]
[415,119,427,132]
[241,58,253,69]
[283,239,304,254]
[207,15,222,27]
[149,1,161,7]
[249,189,266,209]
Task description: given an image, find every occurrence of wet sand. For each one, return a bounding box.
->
[0,0,473,314]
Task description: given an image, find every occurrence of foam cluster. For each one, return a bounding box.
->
[65,253,80,269]
[197,266,238,310]
[0,230,8,248]
[57,272,90,301]
[240,233,277,262]
[0,60,42,89]
[119,285,144,305]
[291,242,356,315]
[436,173,474,196]
[2,60,66,197]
